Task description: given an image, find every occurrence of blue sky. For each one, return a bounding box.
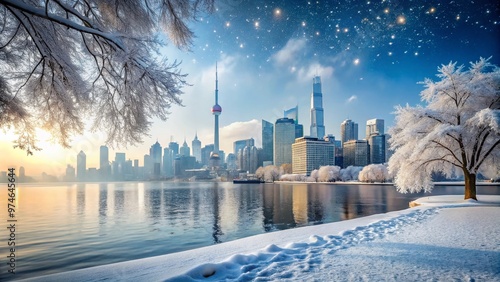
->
[2,0,499,176]
[159,0,499,153]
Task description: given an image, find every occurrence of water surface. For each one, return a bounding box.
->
[1,181,498,280]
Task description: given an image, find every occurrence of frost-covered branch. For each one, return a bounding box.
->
[389,57,500,199]
[0,0,214,152]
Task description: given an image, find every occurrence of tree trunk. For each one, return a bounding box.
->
[464,172,477,200]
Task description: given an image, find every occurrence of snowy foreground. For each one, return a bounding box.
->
[28,195,500,281]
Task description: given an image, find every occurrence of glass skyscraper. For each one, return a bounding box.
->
[284,105,304,139]
[340,119,358,144]
[77,150,86,181]
[262,119,274,165]
[310,76,325,139]
[366,118,385,139]
[274,117,295,167]
[191,133,202,162]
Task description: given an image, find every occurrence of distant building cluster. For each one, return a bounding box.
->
[5,72,395,183]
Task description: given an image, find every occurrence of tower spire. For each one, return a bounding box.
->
[215,61,219,105]
[211,62,222,157]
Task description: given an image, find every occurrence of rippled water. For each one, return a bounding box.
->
[1,181,498,280]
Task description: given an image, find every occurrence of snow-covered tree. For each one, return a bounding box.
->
[255,166,265,181]
[389,58,500,200]
[256,165,280,182]
[279,163,292,175]
[359,164,389,183]
[279,174,306,182]
[306,169,319,182]
[340,166,363,181]
[317,165,341,182]
[0,0,214,154]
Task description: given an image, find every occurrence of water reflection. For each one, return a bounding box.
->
[76,183,86,215]
[4,182,498,281]
[98,183,108,227]
[212,184,223,243]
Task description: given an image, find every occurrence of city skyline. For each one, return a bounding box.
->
[1,0,498,176]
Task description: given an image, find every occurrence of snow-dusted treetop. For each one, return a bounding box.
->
[0,0,214,154]
[388,57,500,200]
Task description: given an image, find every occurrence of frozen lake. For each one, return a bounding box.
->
[3,181,499,281]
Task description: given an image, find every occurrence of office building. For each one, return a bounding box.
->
[284,105,304,139]
[385,133,393,163]
[77,150,86,181]
[113,152,126,180]
[163,148,174,177]
[226,153,238,170]
[99,145,111,180]
[201,144,215,166]
[150,141,162,177]
[238,144,258,173]
[65,164,76,181]
[143,154,153,177]
[369,134,386,164]
[192,133,202,162]
[169,141,179,156]
[343,140,369,167]
[173,155,197,178]
[234,138,254,155]
[180,139,190,157]
[284,105,299,122]
[292,136,336,176]
[340,119,358,144]
[274,118,295,167]
[261,119,274,164]
[366,118,384,138]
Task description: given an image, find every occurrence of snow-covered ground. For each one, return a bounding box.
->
[26,195,500,281]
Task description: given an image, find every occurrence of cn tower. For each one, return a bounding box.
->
[210,63,222,166]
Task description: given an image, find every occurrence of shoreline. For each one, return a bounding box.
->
[25,195,500,281]
[275,180,499,186]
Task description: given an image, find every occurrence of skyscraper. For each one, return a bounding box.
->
[343,140,369,167]
[210,63,222,169]
[369,134,386,164]
[192,133,202,162]
[366,118,385,139]
[274,117,295,167]
[261,119,274,165]
[77,150,86,181]
[99,145,110,180]
[180,139,190,156]
[284,105,304,138]
[284,105,299,122]
[226,153,238,170]
[150,141,162,177]
[168,141,179,156]
[113,152,126,180]
[366,118,385,164]
[238,144,258,173]
[340,119,358,144]
[163,148,174,177]
[65,164,75,181]
[99,145,109,170]
[233,138,254,155]
[144,154,153,176]
[310,76,325,139]
[292,136,335,176]
[201,144,215,166]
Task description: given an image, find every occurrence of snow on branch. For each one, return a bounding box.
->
[0,0,214,152]
[389,57,500,195]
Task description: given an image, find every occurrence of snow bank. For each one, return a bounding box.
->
[410,194,500,207]
[26,195,500,282]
